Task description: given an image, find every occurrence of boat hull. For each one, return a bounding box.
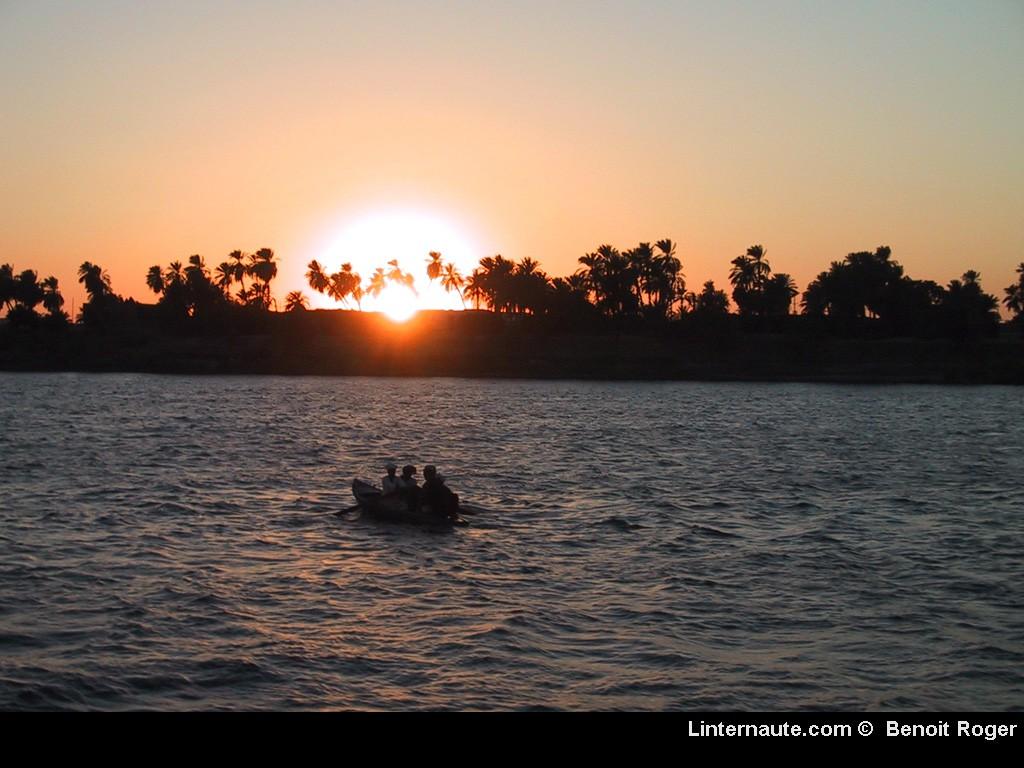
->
[351,479,468,527]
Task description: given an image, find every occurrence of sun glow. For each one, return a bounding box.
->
[312,209,481,321]
[373,285,420,323]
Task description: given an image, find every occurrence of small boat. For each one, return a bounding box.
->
[351,479,469,527]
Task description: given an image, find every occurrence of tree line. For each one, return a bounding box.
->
[2,244,1022,339]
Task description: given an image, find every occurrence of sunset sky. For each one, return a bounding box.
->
[2,0,1022,313]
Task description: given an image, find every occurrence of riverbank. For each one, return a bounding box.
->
[1,309,1021,384]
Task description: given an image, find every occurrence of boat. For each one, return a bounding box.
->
[350,479,469,527]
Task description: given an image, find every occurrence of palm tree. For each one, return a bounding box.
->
[684,280,729,314]
[747,245,771,282]
[387,259,404,284]
[426,251,443,282]
[146,265,165,295]
[801,248,903,323]
[0,269,45,326]
[367,267,387,298]
[441,262,465,306]
[1004,262,1024,316]
[628,242,655,307]
[654,239,676,261]
[386,259,417,295]
[165,261,185,286]
[306,260,330,295]
[547,274,594,323]
[40,276,64,316]
[650,239,683,317]
[184,255,212,300]
[511,258,549,314]
[577,245,638,318]
[13,269,43,311]
[76,261,124,327]
[78,262,112,299]
[229,250,248,295]
[729,245,772,317]
[764,273,798,316]
[322,263,361,308]
[285,291,309,312]
[463,268,486,310]
[729,254,756,297]
[327,263,354,306]
[214,262,234,297]
[478,255,516,312]
[248,248,277,309]
[185,254,206,278]
[0,264,15,312]
[941,271,1001,337]
[566,272,589,293]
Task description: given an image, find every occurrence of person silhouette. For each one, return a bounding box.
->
[398,465,419,511]
[421,465,459,519]
[381,463,401,495]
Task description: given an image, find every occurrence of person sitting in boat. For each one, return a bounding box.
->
[398,465,419,511]
[398,465,418,490]
[381,463,402,495]
[420,465,459,520]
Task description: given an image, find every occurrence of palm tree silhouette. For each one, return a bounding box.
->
[1,268,47,325]
[306,260,330,295]
[229,250,248,297]
[441,262,465,306]
[0,264,14,312]
[40,276,64,317]
[77,261,121,326]
[688,280,730,314]
[629,242,655,307]
[801,247,903,325]
[1004,263,1024,317]
[578,245,638,318]
[386,259,417,295]
[249,248,278,309]
[146,265,165,295]
[165,261,184,287]
[463,268,486,310]
[650,239,683,318]
[327,263,354,306]
[368,267,387,298]
[387,259,404,283]
[765,273,798,316]
[730,245,773,317]
[214,262,234,297]
[78,262,112,299]
[285,291,309,312]
[511,258,549,314]
[942,270,1000,337]
[478,255,515,312]
[185,254,205,272]
[426,251,443,282]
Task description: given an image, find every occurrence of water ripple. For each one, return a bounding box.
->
[0,374,1022,710]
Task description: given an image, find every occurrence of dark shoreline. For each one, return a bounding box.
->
[2,310,1021,385]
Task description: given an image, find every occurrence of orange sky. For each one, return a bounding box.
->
[2,1,1022,315]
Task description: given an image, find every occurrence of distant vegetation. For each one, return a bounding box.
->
[2,242,1020,338]
[0,264,68,329]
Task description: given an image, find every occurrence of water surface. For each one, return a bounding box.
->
[1,373,1022,710]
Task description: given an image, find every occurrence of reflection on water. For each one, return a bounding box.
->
[1,373,1022,710]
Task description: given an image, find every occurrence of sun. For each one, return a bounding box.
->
[311,208,481,321]
[373,287,419,323]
